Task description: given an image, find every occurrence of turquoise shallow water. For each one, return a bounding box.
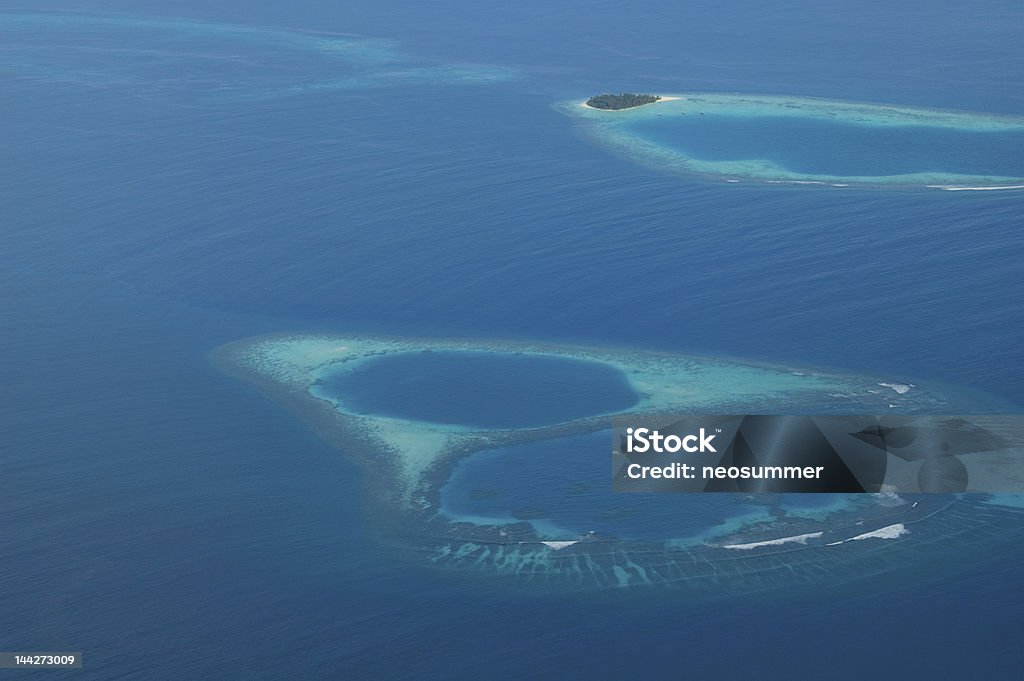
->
[628,114,1024,178]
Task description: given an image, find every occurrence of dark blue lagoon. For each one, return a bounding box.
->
[440,429,895,544]
[317,351,638,428]
[441,430,784,541]
[432,428,1024,593]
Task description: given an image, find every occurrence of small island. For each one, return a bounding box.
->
[566,92,1024,187]
[585,92,661,110]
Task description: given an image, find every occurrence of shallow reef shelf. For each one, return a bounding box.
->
[562,93,1024,188]
[0,12,517,102]
[212,333,1023,590]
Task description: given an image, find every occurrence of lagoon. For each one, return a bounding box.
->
[316,351,638,428]
[566,93,1024,186]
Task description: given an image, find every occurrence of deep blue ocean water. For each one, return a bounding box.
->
[3,1,1023,678]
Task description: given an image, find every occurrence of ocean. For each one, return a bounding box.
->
[2,1,1023,678]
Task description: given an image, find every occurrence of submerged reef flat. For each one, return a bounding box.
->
[213,334,1024,590]
[0,12,516,101]
[562,92,1024,187]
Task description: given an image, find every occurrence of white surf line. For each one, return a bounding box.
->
[540,541,579,550]
[721,532,823,550]
[927,184,1024,191]
[825,523,908,546]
